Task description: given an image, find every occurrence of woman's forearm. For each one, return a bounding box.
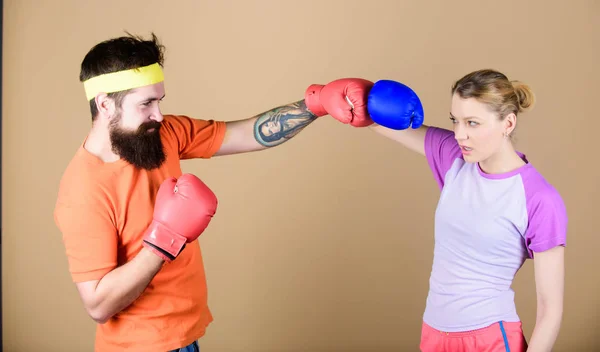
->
[527,308,563,351]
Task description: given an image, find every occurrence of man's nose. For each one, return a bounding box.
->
[150,108,163,123]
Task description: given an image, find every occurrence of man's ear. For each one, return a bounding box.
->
[94,93,114,120]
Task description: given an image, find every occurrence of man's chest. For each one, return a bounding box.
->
[109,162,183,247]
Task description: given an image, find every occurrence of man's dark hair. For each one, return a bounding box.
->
[79,32,165,120]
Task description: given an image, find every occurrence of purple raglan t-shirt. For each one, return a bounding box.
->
[421,127,568,332]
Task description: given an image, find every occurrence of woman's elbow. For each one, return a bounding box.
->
[537,301,564,322]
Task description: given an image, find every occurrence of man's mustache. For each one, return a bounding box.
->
[139,120,162,132]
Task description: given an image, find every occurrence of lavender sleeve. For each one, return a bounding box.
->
[424,127,463,190]
[522,171,568,258]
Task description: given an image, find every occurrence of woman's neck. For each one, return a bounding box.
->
[478,142,526,175]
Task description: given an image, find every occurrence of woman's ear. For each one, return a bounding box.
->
[504,112,517,135]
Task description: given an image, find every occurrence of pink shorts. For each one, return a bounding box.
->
[420,321,528,352]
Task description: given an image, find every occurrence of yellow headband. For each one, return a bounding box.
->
[83,63,164,101]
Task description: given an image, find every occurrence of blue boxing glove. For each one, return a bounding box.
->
[367,80,424,130]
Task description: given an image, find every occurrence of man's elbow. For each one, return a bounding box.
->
[84,305,113,324]
[76,280,114,324]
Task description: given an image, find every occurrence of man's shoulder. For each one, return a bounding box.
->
[160,114,222,131]
[159,114,227,157]
[159,114,197,140]
[55,146,116,207]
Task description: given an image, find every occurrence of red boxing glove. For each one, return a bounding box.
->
[305,78,375,127]
[143,174,218,262]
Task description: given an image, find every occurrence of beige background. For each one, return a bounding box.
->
[3,0,598,351]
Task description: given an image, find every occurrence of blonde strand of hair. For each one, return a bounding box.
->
[511,80,535,112]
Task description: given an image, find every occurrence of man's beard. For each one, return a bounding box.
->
[109,115,166,170]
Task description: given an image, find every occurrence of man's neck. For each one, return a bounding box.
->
[84,123,120,163]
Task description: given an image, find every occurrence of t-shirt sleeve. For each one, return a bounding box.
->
[523,184,568,258]
[424,126,463,189]
[161,114,227,160]
[54,201,118,283]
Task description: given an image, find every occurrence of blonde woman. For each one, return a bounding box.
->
[367,69,567,352]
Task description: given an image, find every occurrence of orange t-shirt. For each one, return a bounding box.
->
[54,114,227,352]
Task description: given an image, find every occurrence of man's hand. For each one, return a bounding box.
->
[75,174,217,324]
[305,78,374,127]
[143,174,218,262]
[213,77,375,156]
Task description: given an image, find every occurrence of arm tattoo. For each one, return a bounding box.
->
[253,100,318,148]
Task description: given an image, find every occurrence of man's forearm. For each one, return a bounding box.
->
[215,99,319,156]
[253,99,318,148]
[87,248,164,323]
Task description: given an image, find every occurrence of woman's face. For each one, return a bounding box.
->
[449,93,512,164]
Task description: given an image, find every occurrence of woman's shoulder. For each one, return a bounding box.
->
[519,164,563,199]
[518,164,567,222]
